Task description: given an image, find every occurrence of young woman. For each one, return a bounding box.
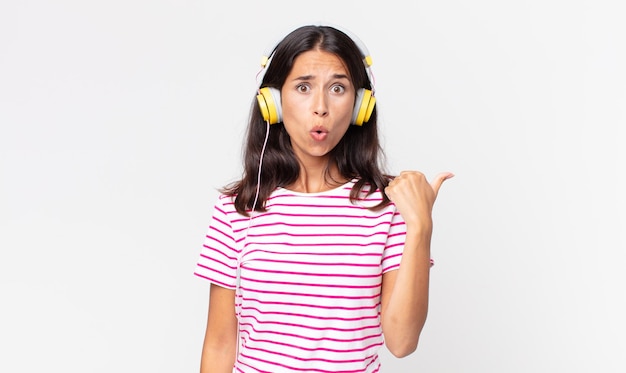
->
[194,24,453,373]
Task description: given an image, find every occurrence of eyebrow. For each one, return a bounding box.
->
[292,73,351,81]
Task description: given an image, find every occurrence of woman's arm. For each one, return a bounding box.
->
[380,171,453,358]
[200,284,238,373]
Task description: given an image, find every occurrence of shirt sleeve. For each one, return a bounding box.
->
[193,195,239,289]
[381,205,407,273]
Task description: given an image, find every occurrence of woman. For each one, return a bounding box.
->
[195,24,453,372]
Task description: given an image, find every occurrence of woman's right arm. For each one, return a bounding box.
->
[200,284,238,373]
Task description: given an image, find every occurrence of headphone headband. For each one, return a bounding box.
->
[258,24,374,86]
[261,23,373,65]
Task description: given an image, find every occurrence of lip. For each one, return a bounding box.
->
[310,127,328,141]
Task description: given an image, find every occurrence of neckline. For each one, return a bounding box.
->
[276,179,356,196]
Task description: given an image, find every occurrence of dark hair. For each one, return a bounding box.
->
[224,25,391,215]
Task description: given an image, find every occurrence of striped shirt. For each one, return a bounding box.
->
[194,180,407,372]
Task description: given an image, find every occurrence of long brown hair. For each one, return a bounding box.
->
[223,25,391,215]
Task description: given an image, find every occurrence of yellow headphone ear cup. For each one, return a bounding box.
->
[363,95,376,123]
[256,90,271,122]
[256,87,282,124]
[352,89,375,126]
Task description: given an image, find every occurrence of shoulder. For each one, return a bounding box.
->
[213,193,238,215]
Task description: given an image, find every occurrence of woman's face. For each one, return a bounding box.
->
[281,49,355,167]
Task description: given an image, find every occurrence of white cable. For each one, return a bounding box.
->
[234,120,271,366]
[252,120,271,212]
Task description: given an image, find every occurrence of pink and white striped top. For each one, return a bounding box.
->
[194,180,407,372]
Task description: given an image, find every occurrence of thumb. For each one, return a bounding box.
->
[431,172,455,197]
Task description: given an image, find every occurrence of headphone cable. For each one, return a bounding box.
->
[235,119,271,364]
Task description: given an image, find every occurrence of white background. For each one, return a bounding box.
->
[1,0,625,372]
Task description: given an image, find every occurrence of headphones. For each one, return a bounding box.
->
[255,25,376,126]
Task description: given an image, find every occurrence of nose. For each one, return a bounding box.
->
[312,90,329,117]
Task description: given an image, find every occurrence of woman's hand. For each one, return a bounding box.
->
[384,171,454,232]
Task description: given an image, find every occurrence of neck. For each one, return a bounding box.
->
[288,160,346,194]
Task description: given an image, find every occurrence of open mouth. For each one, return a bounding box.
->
[310,130,328,141]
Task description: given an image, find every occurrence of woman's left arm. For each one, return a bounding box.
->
[380,170,454,358]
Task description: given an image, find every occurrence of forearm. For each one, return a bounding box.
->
[200,340,236,373]
[200,284,238,373]
[381,226,432,357]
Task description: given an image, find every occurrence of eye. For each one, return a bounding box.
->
[296,84,310,93]
[330,84,346,94]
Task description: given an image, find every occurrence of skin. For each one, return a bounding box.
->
[280,49,355,193]
[381,170,453,356]
[200,48,453,372]
[200,284,237,372]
